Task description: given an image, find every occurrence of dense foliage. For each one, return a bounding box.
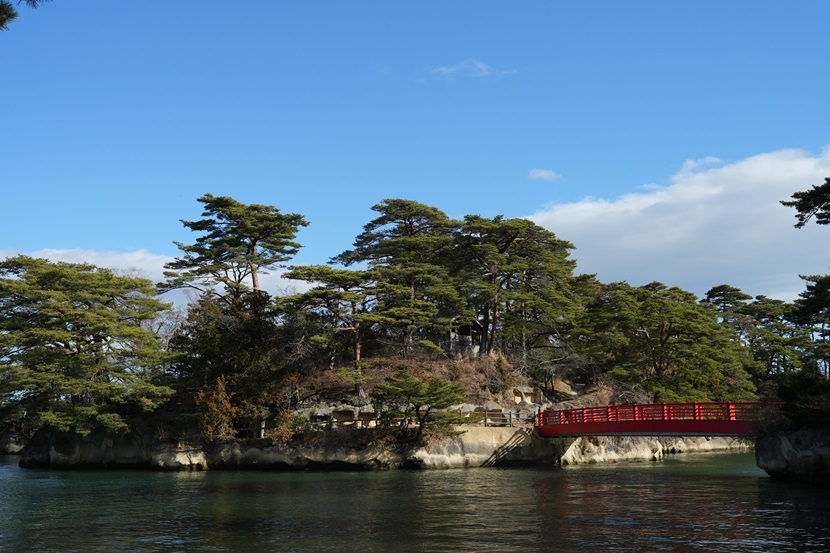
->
[0,256,173,438]
[573,282,757,402]
[372,370,468,445]
[3,185,829,446]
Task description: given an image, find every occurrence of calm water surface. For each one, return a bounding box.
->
[1,452,828,552]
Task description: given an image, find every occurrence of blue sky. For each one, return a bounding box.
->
[3,1,830,301]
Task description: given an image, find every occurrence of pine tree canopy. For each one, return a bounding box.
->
[0,256,174,436]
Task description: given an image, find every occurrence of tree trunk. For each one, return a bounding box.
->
[480,308,491,357]
[488,302,500,354]
[249,264,260,291]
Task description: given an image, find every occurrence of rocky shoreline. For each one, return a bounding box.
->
[755,427,830,483]
[15,426,754,471]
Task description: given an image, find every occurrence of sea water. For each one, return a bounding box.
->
[1,452,828,552]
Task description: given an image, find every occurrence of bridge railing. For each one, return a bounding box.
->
[538,402,775,428]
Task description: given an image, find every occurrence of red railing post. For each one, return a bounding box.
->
[728,403,736,421]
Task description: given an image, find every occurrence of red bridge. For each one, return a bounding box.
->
[536,402,779,437]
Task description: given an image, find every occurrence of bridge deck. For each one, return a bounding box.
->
[536,402,776,437]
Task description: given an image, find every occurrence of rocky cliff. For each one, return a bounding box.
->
[18,427,751,470]
[755,428,830,483]
[562,435,754,465]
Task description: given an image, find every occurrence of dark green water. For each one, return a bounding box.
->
[1,452,828,552]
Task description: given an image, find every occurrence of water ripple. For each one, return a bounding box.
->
[1,453,829,552]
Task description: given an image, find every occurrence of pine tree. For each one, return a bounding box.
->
[781,176,830,228]
[575,282,756,402]
[333,199,464,350]
[455,215,578,357]
[371,370,467,445]
[0,0,50,31]
[0,256,173,437]
[283,265,381,364]
[162,194,308,306]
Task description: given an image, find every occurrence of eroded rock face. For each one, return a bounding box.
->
[204,441,403,471]
[558,436,753,465]
[151,447,209,470]
[560,436,664,464]
[18,427,753,470]
[756,428,830,482]
[406,427,570,469]
[1,440,22,454]
[19,430,153,469]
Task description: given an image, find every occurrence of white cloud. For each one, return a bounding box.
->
[0,249,174,283]
[529,168,561,182]
[527,147,830,300]
[0,248,313,305]
[431,58,512,79]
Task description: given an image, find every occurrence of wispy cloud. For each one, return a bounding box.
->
[529,168,561,182]
[527,147,830,300]
[430,58,513,79]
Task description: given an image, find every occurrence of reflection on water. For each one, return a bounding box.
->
[1,452,828,552]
